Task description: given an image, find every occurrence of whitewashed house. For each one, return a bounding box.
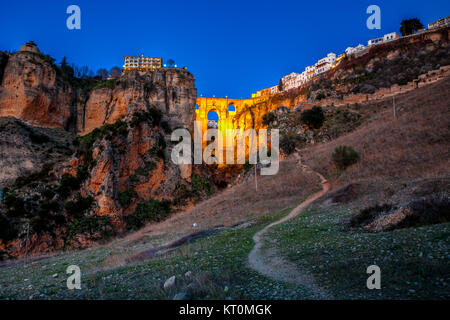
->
[383,32,399,42]
[345,44,366,56]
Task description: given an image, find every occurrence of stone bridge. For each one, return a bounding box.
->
[195,96,270,135]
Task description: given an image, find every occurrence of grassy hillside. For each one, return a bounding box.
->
[0,76,449,299]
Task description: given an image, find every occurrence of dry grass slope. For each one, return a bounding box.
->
[301,77,450,186]
[120,158,320,247]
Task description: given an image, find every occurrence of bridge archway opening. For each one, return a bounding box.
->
[228,104,236,112]
[195,103,199,110]
[207,110,219,128]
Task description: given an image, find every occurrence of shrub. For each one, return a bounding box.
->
[101,120,128,138]
[30,214,51,234]
[77,132,97,168]
[92,79,117,90]
[57,173,81,198]
[150,136,166,158]
[0,214,18,241]
[134,161,156,177]
[173,183,192,205]
[316,92,326,101]
[30,204,65,234]
[4,194,27,218]
[76,165,90,182]
[129,174,139,184]
[279,134,298,155]
[12,163,54,189]
[118,189,138,207]
[42,187,55,199]
[262,113,276,126]
[331,145,360,171]
[76,119,130,168]
[300,106,325,129]
[243,161,253,172]
[69,215,112,237]
[191,175,214,196]
[126,199,171,230]
[65,195,94,218]
[160,120,171,133]
[130,107,162,128]
[41,200,61,213]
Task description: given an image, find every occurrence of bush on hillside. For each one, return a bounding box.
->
[0,214,18,241]
[118,189,138,207]
[279,134,298,155]
[300,106,325,129]
[125,199,172,230]
[331,145,360,171]
[68,215,112,237]
[65,195,94,218]
[191,174,214,196]
[262,112,276,126]
[56,173,81,198]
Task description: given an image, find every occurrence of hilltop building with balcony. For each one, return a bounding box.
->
[123,55,163,71]
[270,85,279,95]
[314,52,336,75]
[253,87,272,97]
[368,32,399,46]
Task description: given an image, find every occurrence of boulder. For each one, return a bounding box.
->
[164,276,176,290]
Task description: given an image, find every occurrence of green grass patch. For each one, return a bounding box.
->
[269,206,449,299]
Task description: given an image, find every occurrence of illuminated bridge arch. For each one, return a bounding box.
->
[195,96,269,135]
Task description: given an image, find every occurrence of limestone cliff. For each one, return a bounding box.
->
[79,69,196,135]
[0,45,76,130]
[0,43,202,259]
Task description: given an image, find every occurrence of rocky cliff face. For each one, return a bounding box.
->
[79,69,196,135]
[0,43,202,258]
[0,43,197,136]
[0,117,75,187]
[0,48,76,130]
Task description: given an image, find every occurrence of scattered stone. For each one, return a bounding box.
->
[52,273,58,278]
[185,271,192,278]
[234,222,256,229]
[164,276,176,290]
[224,286,229,292]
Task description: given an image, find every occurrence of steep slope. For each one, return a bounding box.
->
[78,69,196,135]
[0,43,202,259]
[266,27,449,109]
[0,45,76,129]
[0,117,75,187]
[300,76,450,186]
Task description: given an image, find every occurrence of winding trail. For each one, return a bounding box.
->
[248,153,332,299]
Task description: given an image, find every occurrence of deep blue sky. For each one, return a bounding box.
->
[0,0,449,98]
